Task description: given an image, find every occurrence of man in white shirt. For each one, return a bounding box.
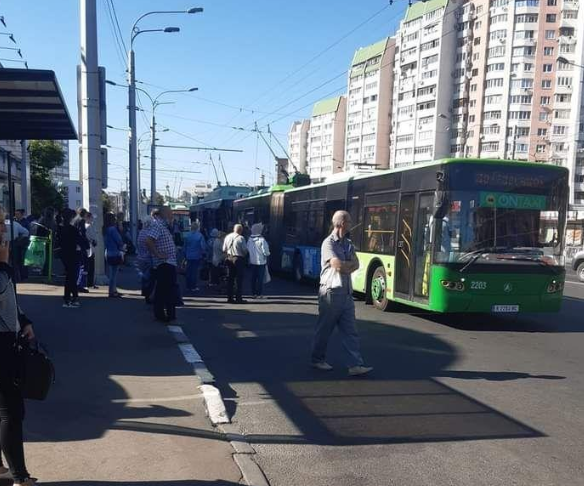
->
[223,224,248,303]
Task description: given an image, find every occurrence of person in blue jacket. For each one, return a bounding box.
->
[183,222,207,292]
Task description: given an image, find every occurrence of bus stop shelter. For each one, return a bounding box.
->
[0,67,77,212]
[0,68,77,275]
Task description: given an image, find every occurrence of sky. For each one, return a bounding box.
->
[0,0,407,197]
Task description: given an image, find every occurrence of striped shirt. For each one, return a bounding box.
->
[146,219,177,267]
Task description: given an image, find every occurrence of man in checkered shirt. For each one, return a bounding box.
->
[146,207,178,322]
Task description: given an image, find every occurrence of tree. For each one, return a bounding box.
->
[102,190,114,215]
[29,140,65,216]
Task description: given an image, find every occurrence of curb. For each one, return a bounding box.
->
[166,324,270,486]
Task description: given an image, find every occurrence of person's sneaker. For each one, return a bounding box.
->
[0,466,9,476]
[69,301,81,308]
[348,366,373,376]
[311,361,334,371]
[62,302,71,308]
[78,287,90,293]
[13,477,37,485]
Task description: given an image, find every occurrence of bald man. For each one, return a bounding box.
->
[223,224,248,303]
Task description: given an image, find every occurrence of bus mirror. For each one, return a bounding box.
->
[434,191,449,218]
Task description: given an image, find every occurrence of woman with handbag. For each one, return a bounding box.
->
[0,212,37,486]
[104,212,125,298]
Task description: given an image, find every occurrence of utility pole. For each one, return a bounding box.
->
[20,140,30,214]
[128,48,138,243]
[150,113,156,204]
[79,0,105,277]
[260,172,266,187]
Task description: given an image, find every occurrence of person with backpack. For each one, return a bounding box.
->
[247,223,270,299]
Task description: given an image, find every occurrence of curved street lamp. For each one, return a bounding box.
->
[126,7,203,241]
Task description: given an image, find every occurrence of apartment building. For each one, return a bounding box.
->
[390,0,458,168]
[345,37,396,172]
[306,96,347,183]
[51,140,70,182]
[287,120,310,176]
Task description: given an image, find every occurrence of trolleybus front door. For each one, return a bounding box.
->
[395,194,415,298]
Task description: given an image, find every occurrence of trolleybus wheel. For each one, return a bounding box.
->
[370,265,390,312]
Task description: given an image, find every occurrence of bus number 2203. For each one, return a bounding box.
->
[471,281,487,290]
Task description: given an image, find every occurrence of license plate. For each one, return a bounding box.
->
[491,305,519,313]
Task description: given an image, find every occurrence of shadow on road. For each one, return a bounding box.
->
[179,279,545,446]
[9,482,241,486]
[16,291,195,445]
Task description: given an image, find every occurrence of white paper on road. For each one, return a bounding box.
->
[200,384,230,424]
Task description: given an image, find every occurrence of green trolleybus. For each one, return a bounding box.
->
[233,159,569,314]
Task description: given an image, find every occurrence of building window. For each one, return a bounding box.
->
[515,14,538,23]
[508,111,531,120]
[485,78,504,88]
[485,94,503,104]
[487,62,505,72]
[547,0,557,5]
[555,93,572,103]
[557,76,572,87]
[484,111,502,120]
[524,63,533,71]
[563,10,578,20]
[414,145,433,155]
[540,96,551,105]
[546,13,556,22]
[482,125,500,135]
[488,46,506,58]
[491,14,508,24]
[543,64,553,72]
[541,79,552,89]
[543,46,554,56]
[553,125,568,135]
[554,110,570,119]
[537,128,548,136]
[545,30,556,39]
[421,39,440,51]
[557,59,574,71]
[481,142,500,152]
[539,112,550,121]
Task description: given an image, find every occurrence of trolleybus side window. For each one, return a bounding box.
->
[363,192,398,254]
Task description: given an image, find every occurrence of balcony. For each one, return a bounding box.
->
[560,17,578,30]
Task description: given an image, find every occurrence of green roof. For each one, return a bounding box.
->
[351,38,388,67]
[405,0,448,22]
[312,96,342,117]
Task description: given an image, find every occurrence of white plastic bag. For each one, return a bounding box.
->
[323,267,343,289]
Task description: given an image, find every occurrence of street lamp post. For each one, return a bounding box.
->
[148,88,197,204]
[126,6,203,242]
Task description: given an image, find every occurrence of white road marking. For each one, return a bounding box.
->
[178,343,204,363]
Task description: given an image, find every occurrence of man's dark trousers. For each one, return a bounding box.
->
[226,256,245,302]
[154,263,177,321]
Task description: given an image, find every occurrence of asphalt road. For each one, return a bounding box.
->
[178,276,584,486]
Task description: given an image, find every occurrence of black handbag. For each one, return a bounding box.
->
[15,336,55,401]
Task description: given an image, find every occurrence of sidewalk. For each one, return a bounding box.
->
[2,266,242,486]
